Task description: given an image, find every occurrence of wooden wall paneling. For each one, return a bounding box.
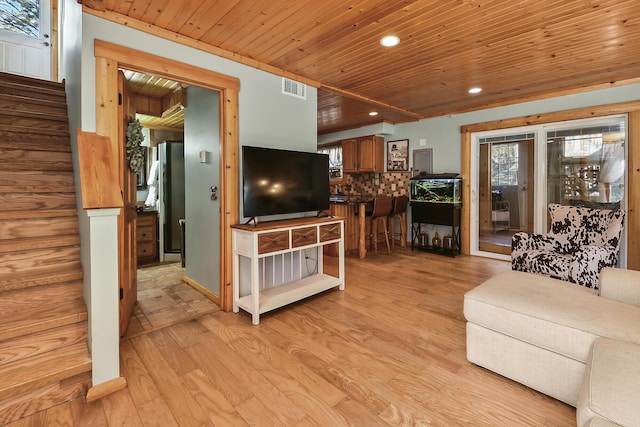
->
[133,95,163,117]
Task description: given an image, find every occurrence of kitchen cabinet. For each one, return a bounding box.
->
[341,138,358,173]
[137,211,158,264]
[341,135,384,174]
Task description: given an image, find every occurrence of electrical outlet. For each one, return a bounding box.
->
[391,183,397,191]
[419,138,427,146]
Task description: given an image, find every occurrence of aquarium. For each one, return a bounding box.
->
[410,173,462,204]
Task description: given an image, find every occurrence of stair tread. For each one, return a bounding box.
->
[0,297,87,341]
[0,123,70,137]
[0,93,67,108]
[0,262,82,289]
[0,209,78,220]
[0,79,66,97]
[0,323,87,367]
[0,341,91,401]
[0,108,68,122]
[0,235,80,253]
[0,73,65,91]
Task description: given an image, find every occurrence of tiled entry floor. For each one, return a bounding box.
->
[123,262,220,338]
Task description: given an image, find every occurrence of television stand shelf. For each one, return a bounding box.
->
[231,217,345,325]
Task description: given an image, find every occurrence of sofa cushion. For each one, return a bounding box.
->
[577,338,640,427]
[464,270,640,363]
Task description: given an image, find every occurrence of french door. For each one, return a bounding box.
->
[471,115,627,263]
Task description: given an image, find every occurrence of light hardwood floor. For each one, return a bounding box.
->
[9,251,576,426]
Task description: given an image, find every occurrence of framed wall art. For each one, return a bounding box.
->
[387,139,409,171]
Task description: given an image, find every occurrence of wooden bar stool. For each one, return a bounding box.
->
[388,195,408,250]
[368,196,393,254]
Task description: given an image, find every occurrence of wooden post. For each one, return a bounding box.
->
[359,203,367,258]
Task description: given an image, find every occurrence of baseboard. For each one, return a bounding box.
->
[182,275,221,306]
[84,376,127,403]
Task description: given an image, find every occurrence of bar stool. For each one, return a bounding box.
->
[368,196,393,254]
[388,195,408,250]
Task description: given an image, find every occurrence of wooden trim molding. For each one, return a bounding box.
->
[460,101,640,269]
[182,275,221,306]
[628,111,640,270]
[85,376,127,403]
[93,41,239,314]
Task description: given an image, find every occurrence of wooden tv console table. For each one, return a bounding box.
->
[231,217,345,325]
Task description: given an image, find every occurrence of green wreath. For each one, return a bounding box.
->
[125,117,145,173]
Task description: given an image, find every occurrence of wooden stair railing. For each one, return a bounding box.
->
[0,72,92,424]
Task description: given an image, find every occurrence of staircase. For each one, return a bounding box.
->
[0,72,91,424]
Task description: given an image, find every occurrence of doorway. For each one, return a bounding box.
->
[0,0,51,79]
[477,138,534,255]
[122,69,223,335]
[94,41,240,337]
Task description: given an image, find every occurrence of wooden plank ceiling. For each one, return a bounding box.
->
[82,0,640,135]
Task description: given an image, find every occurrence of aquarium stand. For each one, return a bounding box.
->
[410,202,461,257]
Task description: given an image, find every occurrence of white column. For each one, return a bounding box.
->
[86,208,120,386]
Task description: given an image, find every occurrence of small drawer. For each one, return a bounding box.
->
[137,225,154,242]
[258,230,289,254]
[320,223,342,242]
[137,241,156,258]
[137,214,155,226]
[291,226,317,248]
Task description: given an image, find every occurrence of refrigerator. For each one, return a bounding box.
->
[158,140,185,262]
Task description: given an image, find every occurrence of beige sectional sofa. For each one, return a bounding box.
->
[464,268,640,426]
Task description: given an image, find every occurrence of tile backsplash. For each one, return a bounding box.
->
[332,172,413,197]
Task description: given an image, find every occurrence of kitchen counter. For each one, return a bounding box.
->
[328,196,373,258]
[329,195,373,205]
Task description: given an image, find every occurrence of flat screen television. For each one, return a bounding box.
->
[242,146,330,219]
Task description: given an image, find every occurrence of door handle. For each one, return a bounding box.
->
[210,186,218,201]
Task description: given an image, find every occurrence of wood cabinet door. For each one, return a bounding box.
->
[342,139,358,173]
[357,137,374,172]
[357,136,384,173]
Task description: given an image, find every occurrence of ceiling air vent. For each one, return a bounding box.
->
[282,78,306,100]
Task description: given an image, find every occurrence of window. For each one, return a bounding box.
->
[564,134,603,158]
[491,143,519,186]
[546,121,625,205]
[0,0,40,38]
[318,144,343,180]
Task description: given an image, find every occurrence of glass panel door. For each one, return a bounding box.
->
[546,119,625,209]
[478,137,535,255]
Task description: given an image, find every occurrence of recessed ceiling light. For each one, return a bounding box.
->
[468,87,482,94]
[369,111,378,116]
[380,35,400,47]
